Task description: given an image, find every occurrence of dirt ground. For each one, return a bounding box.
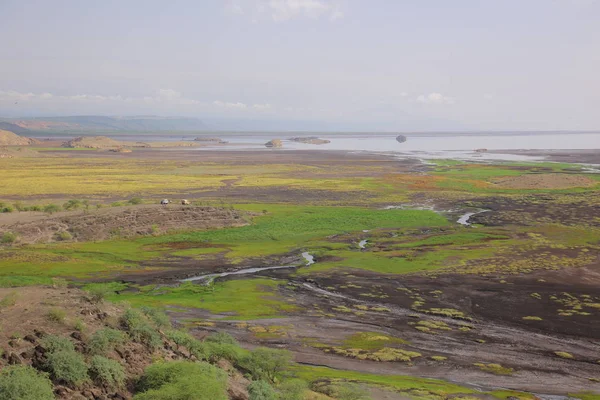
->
[492,173,597,189]
[0,205,248,244]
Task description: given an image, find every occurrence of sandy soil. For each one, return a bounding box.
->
[493,173,597,189]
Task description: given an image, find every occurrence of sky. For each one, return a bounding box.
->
[0,0,599,131]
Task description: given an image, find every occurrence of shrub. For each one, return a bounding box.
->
[205,332,239,346]
[0,365,54,400]
[141,307,171,328]
[63,199,83,210]
[56,231,73,241]
[241,348,292,383]
[73,318,86,332]
[45,350,89,386]
[134,361,228,400]
[120,309,162,349]
[1,205,14,213]
[89,355,126,388]
[43,204,61,214]
[111,201,123,207]
[86,284,114,304]
[1,232,17,244]
[47,308,66,323]
[29,205,42,212]
[42,335,75,354]
[248,380,277,400]
[129,197,143,205]
[276,379,308,400]
[317,382,370,400]
[88,328,127,355]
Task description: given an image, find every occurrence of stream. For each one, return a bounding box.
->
[181,252,315,284]
[457,210,488,226]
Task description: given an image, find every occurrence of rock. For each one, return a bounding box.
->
[20,347,36,360]
[396,135,407,143]
[194,137,228,144]
[265,139,283,148]
[289,136,330,145]
[34,328,47,338]
[71,331,83,341]
[24,334,37,343]
[474,148,488,153]
[7,352,22,365]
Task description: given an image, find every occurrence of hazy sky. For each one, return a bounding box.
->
[1,0,599,131]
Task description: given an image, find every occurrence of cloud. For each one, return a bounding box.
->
[416,92,455,105]
[252,103,272,111]
[213,100,248,109]
[0,89,274,114]
[226,0,344,22]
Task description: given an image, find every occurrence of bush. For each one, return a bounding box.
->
[45,350,89,386]
[205,332,239,346]
[120,309,162,349]
[134,361,227,400]
[47,308,66,323]
[315,382,371,400]
[56,231,73,241]
[241,348,292,383]
[29,205,42,212]
[63,199,83,210]
[276,379,308,400]
[248,380,277,400]
[1,205,14,213]
[42,335,75,353]
[89,355,126,388]
[88,328,127,355]
[0,365,54,400]
[86,284,114,304]
[1,232,17,244]
[43,204,61,214]
[129,197,143,205]
[141,307,171,328]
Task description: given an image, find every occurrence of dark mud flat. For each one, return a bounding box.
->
[466,194,600,227]
[488,149,600,164]
[174,265,600,395]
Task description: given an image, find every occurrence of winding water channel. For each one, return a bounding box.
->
[181,252,315,284]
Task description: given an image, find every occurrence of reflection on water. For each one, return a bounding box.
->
[187,132,600,163]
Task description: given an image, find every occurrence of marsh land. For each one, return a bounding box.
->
[1,133,599,400]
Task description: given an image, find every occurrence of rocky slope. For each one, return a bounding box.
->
[0,129,39,146]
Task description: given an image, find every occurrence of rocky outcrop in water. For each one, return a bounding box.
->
[290,137,330,145]
[194,137,228,144]
[396,135,407,143]
[265,139,283,148]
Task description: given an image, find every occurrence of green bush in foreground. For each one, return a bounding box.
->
[88,328,127,355]
[241,347,292,383]
[42,335,75,353]
[45,350,89,386]
[134,361,227,400]
[89,355,126,388]
[120,309,162,349]
[0,365,54,400]
[248,380,277,400]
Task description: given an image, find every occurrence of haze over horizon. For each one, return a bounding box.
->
[1,0,599,131]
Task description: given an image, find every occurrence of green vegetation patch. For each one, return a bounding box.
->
[110,279,296,320]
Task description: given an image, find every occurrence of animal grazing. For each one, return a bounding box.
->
[160,199,169,206]
[181,199,190,205]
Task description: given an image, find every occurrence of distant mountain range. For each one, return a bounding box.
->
[0,116,208,133]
